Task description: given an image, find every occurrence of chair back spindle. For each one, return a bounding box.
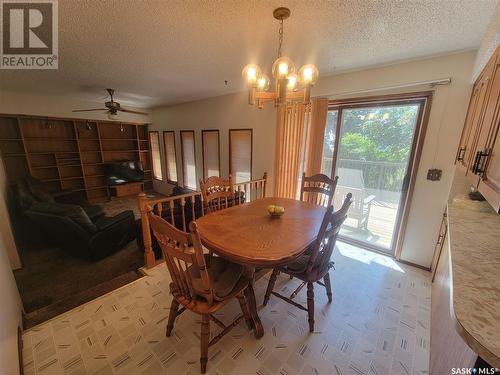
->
[200,176,234,214]
[300,173,338,207]
[148,208,214,305]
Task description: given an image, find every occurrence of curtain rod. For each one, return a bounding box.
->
[314,77,451,99]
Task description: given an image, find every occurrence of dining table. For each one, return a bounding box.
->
[195,197,326,338]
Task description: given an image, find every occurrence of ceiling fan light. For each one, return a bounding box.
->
[108,112,118,120]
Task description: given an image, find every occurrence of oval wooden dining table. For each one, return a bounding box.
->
[195,197,326,338]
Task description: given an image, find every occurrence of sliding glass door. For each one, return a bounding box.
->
[323,97,427,255]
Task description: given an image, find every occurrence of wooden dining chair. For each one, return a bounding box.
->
[200,176,234,213]
[148,209,252,373]
[300,172,339,207]
[263,193,353,332]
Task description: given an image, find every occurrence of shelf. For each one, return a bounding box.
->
[1,153,25,157]
[25,137,77,141]
[103,150,140,152]
[0,138,23,141]
[85,174,105,178]
[81,150,101,153]
[32,165,58,169]
[87,186,107,190]
[101,138,138,141]
[28,151,79,155]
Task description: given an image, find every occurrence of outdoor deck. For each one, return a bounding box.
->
[340,197,399,252]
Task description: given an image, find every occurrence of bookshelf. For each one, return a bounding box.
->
[0,114,153,202]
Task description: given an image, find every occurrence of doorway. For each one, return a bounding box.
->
[322,93,431,255]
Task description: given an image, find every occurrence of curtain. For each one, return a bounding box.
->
[273,98,329,198]
[274,103,309,198]
[304,98,329,176]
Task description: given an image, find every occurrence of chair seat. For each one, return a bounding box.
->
[189,254,244,300]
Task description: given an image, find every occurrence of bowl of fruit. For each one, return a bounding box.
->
[267,204,285,218]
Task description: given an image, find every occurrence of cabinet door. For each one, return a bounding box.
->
[468,54,499,188]
[456,82,484,172]
[477,63,500,211]
[464,61,496,183]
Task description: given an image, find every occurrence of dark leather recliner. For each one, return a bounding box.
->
[25,206,135,260]
[14,177,136,260]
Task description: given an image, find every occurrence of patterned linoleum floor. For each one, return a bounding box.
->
[22,242,431,375]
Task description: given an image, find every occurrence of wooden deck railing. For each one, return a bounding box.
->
[138,173,268,268]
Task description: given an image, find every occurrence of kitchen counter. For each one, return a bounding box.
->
[447,196,500,368]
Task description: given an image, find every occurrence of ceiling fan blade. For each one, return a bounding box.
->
[118,108,149,115]
[72,108,107,112]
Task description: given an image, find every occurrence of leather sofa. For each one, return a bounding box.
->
[15,177,136,260]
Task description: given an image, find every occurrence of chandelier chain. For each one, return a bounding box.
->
[277,18,283,58]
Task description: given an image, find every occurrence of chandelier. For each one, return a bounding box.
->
[242,7,319,108]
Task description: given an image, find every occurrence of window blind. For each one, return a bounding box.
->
[229,129,252,183]
[149,131,163,180]
[163,131,178,183]
[181,131,197,189]
[202,130,220,179]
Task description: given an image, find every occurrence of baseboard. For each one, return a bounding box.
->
[397,258,431,272]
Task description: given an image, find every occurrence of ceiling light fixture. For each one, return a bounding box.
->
[242,7,319,109]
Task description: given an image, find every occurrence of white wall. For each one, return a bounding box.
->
[151,51,476,269]
[151,92,276,195]
[0,228,23,375]
[472,1,500,82]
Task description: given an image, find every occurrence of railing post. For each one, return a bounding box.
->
[138,192,155,269]
[262,172,267,198]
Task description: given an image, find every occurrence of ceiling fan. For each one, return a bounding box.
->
[72,88,148,116]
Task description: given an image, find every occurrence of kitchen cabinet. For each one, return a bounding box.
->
[456,44,500,212]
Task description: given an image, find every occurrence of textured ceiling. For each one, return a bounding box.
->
[0,0,497,108]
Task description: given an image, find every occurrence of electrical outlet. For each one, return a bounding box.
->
[427,169,442,181]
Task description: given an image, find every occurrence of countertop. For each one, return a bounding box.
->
[447,196,500,368]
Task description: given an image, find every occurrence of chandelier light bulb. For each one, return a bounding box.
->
[257,73,270,92]
[287,74,298,91]
[242,64,261,86]
[299,64,319,85]
[272,56,296,79]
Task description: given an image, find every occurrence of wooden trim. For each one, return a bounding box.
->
[397,258,431,272]
[329,108,343,178]
[162,131,178,185]
[180,130,197,189]
[0,112,150,126]
[327,91,433,258]
[18,326,24,375]
[148,131,163,181]
[328,91,435,107]
[395,93,433,260]
[201,129,221,180]
[229,128,253,182]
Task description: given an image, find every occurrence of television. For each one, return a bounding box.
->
[106,160,144,186]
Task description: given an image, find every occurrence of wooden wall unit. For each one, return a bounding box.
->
[456,44,500,212]
[0,114,153,202]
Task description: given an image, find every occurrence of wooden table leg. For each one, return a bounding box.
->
[244,266,264,339]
